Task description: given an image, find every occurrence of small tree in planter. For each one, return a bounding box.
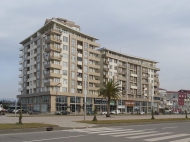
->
[92,106,98,121]
[18,110,22,124]
[151,107,155,119]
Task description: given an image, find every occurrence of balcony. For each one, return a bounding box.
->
[89,64,100,69]
[45,29,62,35]
[44,63,62,69]
[89,87,99,91]
[44,81,62,87]
[89,55,100,62]
[89,79,100,84]
[18,74,22,78]
[122,83,126,86]
[117,76,126,81]
[131,73,137,77]
[19,67,23,71]
[19,60,23,65]
[89,72,100,77]
[88,48,100,54]
[19,53,24,58]
[103,74,109,78]
[104,60,109,64]
[44,72,62,78]
[154,73,159,76]
[154,77,159,82]
[49,55,62,61]
[142,81,148,85]
[142,75,148,79]
[45,45,62,53]
[78,69,82,73]
[77,61,82,65]
[77,53,82,57]
[18,88,23,92]
[77,85,82,89]
[45,36,62,44]
[77,77,82,81]
[18,81,23,85]
[118,70,126,75]
[118,64,126,68]
[77,45,83,50]
[131,85,137,89]
[142,70,148,73]
[19,46,24,51]
[103,68,109,72]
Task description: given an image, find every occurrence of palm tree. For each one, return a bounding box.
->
[98,80,121,117]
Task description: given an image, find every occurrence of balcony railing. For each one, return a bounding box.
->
[45,45,62,53]
[45,29,62,35]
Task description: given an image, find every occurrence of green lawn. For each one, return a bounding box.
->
[78,118,190,124]
[0,123,57,130]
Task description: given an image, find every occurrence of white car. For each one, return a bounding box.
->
[101,111,107,115]
[110,110,121,114]
[140,111,145,114]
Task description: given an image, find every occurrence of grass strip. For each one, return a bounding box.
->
[0,123,57,130]
[78,118,190,124]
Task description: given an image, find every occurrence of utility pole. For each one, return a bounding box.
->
[75,95,76,116]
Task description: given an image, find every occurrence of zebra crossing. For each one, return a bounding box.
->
[63,127,190,142]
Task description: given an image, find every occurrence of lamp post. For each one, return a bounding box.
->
[84,77,87,121]
[55,83,61,112]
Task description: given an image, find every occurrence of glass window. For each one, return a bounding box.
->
[63,79,67,84]
[71,80,75,86]
[84,42,88,49]
[63,45,68,51]
[71,38,76,46]
[63,36,68,42]
[62,87,67,92]
[84,59,87,65]
[71,72,75,78]
[109,58,112,62]
[114,59,117,63]
[71,56,76,62]
[63,62,68,67]
[63,70,67,76]
[63,53,68,59]
[84,66,88,73]
[84,51,88,57]
[71,47,76,54]
[109,65,112,69]
[70,97,80,103]
[71,88,75,93]
[71,64,75,70]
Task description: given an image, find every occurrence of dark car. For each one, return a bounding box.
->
[59,110,70,115]
[28,110,41,115]
[86,111,94,115]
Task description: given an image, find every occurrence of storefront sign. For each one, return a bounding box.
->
[125,100,134,107]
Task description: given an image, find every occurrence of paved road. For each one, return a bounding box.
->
[0,114,189,128]
[1,122,190,142]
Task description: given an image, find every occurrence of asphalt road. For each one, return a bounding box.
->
[1,122,190,142]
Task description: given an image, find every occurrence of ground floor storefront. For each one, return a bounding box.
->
[19,95,159,114]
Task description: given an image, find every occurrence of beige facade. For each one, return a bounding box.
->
[17,18,100,113]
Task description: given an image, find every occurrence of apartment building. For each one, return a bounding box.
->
[98,48,160,113]
[17,18,100,113]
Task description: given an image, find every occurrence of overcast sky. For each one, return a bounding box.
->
[0,0,190,99]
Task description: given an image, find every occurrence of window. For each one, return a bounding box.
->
[84,59,87,65]
[71,39,76,46]
[37,47,40,54]
[71,64,75,70]
[37,80,40,87]
[63,79,67,84]
[84,51,88,57]
[114,66,117,70]
[63,36,68,42]
[37,63,40,70]
[71,72,75,78]
[63,45,68,51]
[109,65,112,69]
[84,42,88,49]
[109,58,112,62]
[109,72,112,76]
[114,59,117,63]
[62,87,67,92]
[71,88,75,93]
[63,70,67,76]
[71,56,76,62]
[37,72,40,78]
[71,80,75,86]
[63,53,68,59]
[71,47,76,54]
[84,66,88,73]
[63,62,68,67]
[37,55,40,62]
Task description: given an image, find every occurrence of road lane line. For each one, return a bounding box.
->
[99,130,144,135]
[162,126,178,129]
[22,135,86,142]
[87,129,132,134]
[128,132,173,139]
[170,137,190,142]
[145,134,190,142]
[113,131,158,137]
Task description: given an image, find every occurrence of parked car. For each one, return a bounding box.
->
[56,110,70,115]
[13,109,27,114]
[140,111,145,115]
[86,111,94,115]
[101,111,107,115]
[110,110,121,114]
[28,110,41,115]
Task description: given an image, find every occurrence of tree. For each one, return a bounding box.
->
[92,106,98,121]
[18,110,22,124]
[98,80,121,117]
[185,110,188,119]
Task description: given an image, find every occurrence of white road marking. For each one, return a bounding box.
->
[128,132,173,139]
[87,129,132,134]
[63,127,124,132]
[99,130,144,135]
[112,131,158,137]
[145,134,190,142]
[162,126,178,129]
[170,137,190,142]
[22,135,85,142]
